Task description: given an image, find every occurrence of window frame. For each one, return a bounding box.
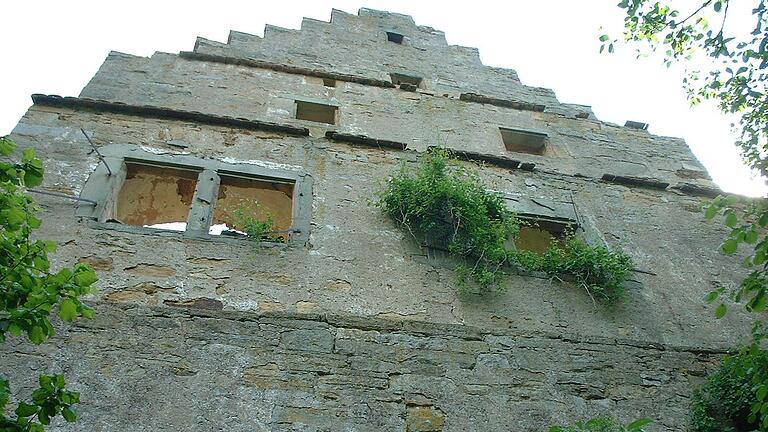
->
[76,144,313,245]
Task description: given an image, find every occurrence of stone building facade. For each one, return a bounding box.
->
[2,8,750,431]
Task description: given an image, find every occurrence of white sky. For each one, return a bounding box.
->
[2,1,764,196]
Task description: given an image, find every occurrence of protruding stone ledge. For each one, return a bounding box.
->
[31,94,310,136]
[450,149,536,171]
[459,92,546,113]
[325,131,408,150]
[76,301,732,355]
[670,182,723,198]
[180,51,397,89]
[601,173,670,190]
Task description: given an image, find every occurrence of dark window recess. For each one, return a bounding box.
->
[210,174,294,243]
[515,218,571,254]
[114,163,200,231]
[386,32,404,44]
[295,101,337,124]
[499,127,547,155]
[624,120,649,130]
[322,78,336,87]
[390,73,423,90]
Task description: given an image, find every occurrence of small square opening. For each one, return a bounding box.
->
[515,219,570,254]
[115,163,199,231]
[322,78,336,87]
[386,32,404,44]
[210,174,294,242]
[390,73,423,89]
[499,128,547,155]
[295,100,337,124]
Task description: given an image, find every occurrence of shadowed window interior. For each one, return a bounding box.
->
[390,73,423,89]
[386,31,404,44]
[499,127,547,155]
[210,174,294,242]
[515,218,570,254]
[295,100,337,124]
[322,78,336,87]
[115,163,199,231]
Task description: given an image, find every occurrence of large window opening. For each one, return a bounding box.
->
[515,218,570,254]
[115,163,199,231]
[210,174,294,243]
[78,145,313,245]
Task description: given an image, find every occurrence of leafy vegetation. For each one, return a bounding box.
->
[377,148,633,301]
[548,416,652,432]
[513,237,634,304]
[230,201,280,245]
[603,2,768,429]
[601,0,767,177]
[378,148,518,291]
[689,348,768,432]
[1,135,97,431]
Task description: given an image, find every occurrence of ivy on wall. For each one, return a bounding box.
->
[377,148,634,303]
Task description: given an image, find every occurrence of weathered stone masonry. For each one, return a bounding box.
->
[1,7,752,431]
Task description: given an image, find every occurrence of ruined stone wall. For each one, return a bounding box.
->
[1,7,750,431]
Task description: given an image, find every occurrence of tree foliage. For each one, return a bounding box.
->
[602,1,768,429]
[0,136,97,431]
[602,0,768,177]
[689,348,768,431]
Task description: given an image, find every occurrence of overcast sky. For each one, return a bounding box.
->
[2,1,764,196]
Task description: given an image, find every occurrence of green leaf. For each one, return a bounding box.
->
[15,401,38,417]
[759,213,768,227]
[0,136,15,156]
[721,239,739,254]
[745,229,759,244]
[28,325,45,344]
[704,205,719,219]
[62,407,77,422]
[627,418,653,429]
[714,1,722,12]
[715,303,728,318]
[725,211,738,227]
[8,322,22,337]
[73,267,98,287]
[58,298,78,321]
[747,291,766,313]
[758,386,768,402]
[704,290,720,303]
[599,34,610,42]
[38,409,50,425]
[80,306,95,319]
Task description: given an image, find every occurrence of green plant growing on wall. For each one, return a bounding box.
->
[0,136,98,431]
[689,348,768,432]
[377,147,634,301]
[377,148,519,292]
[230,201,280,246]
[548,417,652,432]
[512,238,635,304]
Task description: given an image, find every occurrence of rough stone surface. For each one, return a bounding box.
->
[0,7,751,432]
